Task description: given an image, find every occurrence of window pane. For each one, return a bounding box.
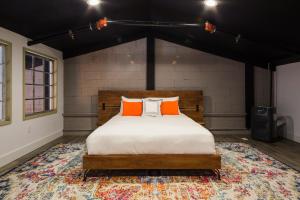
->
[45,98,52,111]
[25,52,56,116]
[45,60,50,73]
[34,57,44,71]
[25,100,33,115]
[25,69,33,84]
[45,98,50,111]
[25,55,33,70]
[45,86,51,98]
[34,99,44,113]
[25,85,33,99]
[34,71,44,84]
[45,73,54,85]
[34,85,44,98]
[50,97,55,110]
[45,72,50,85]
[45,86,49,98]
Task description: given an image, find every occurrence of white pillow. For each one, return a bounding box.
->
[145,96,181,114]
[120,96,142,114]
[142,99,162,117]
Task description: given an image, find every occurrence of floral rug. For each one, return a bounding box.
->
[0,142,299,200]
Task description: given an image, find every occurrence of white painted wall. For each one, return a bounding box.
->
[0,27,64,167]
[276,62,300,143]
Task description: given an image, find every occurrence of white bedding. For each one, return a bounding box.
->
[86,114,216,155]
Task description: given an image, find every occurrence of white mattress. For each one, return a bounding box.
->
[86,114,216,155]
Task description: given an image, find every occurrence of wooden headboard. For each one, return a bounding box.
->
[98,90,204,126]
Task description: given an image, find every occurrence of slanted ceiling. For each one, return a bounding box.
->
[0,0,300,67]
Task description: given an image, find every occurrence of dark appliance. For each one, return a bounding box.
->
[251,106,275,142]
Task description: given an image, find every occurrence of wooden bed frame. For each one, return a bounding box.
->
[83,90,221,180]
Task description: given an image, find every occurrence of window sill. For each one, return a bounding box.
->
[0,120,11,126]
[24,110,57,121]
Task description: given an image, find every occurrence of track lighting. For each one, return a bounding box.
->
[87,0,101,6]
[204,0,218,7]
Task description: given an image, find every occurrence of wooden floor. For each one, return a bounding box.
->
[0,134,300,176]
[214,134,300,171]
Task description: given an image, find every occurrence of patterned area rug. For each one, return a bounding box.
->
[0,142,299,200]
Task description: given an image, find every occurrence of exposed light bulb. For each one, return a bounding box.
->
[204,0,218,7]
[87,0,101,6]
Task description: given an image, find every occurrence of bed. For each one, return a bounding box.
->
[83,90,221,180]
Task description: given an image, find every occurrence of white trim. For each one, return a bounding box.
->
[0,129,63,167]
[293,136,300,143]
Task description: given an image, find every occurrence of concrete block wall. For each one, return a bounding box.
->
[63,38,271,133]
[155,39,246,130]
[64,39,146,132]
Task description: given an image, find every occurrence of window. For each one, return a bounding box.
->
[24,49,57,120]
[0,39,12,126]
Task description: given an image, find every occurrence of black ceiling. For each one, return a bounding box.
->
[0,0,300,67]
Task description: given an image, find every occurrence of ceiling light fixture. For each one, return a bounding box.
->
[87,0,101,6]
[204,0,218,7]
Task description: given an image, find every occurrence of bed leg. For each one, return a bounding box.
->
[213,169,221,180]
[83,169,90,182]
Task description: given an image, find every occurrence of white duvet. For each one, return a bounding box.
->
[86,114,216,155]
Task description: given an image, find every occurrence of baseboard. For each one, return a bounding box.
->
[211,129,250,135]
[293,136,300,143]
[63,130,92,136]
[0,130,63,168]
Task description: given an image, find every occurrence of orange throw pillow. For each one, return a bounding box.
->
[161,101,179,115]
[122,101,143,116]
